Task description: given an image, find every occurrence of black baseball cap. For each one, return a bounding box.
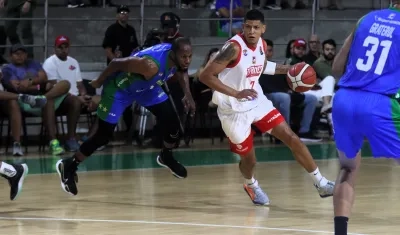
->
[10,44,27,54]
[117,5,129,13]
[160,12,180,29]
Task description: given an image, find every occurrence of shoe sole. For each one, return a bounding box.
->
[12,163,28,201]
[156,155,185,179]
[243,186,270,206]
[55,160,76,196]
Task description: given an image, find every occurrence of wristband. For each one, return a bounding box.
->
[263,61,277,75]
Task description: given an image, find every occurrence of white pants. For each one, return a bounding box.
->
[305,75,335,102]
[217,95,280,144]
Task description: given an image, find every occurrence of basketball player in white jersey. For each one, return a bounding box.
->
[199,9,335,205]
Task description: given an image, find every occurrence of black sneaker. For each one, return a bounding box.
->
[2,163,29,201]
[56,158,79,196]
[298,132,322,142]
[156,150,187,179]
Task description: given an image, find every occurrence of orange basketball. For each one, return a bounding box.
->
[286,62,317,92]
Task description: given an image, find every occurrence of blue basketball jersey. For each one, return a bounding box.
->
[129,43,177,91]
[339,8,400,95]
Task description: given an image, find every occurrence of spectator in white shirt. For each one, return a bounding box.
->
[43,35,100,151]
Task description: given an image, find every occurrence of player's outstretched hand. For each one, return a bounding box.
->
[235,89,258,101]
[182,95,196,117]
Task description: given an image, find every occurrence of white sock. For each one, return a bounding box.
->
[0,162,16,177]
[309,167,327,186]
[244,177,258,187]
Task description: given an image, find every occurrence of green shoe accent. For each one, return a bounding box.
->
[49,139,65,156]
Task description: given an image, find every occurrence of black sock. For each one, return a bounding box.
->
[72,154,81,164]
[334,216,349,235]
[162,147,173,153]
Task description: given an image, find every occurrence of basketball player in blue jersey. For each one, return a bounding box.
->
[55,37,196,196]
[331,2,400,234]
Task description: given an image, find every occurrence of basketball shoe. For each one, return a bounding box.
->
[56,158,79,195]
[156,149,187,178]
[315,178,335,198]
[2,163,28,200]
[243,180,270,206]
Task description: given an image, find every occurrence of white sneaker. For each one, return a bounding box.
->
[314,178,335,198]
[243,181,270,205]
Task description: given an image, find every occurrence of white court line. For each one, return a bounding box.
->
[0,216,369,235]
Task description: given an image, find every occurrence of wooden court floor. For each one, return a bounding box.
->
[0,141,398,234]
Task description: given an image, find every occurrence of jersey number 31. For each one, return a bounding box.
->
[356,36,392,75]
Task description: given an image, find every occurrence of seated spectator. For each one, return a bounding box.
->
[310,39,337,127]
[215,0,245,34]
[0,68,47,156]
[192,47,219,111]
[284,39,295,61]
[2,44,72,155]
[304,34,321,65]
[285,38,306,65]
[261,39,321,142]
[43,35,100,151]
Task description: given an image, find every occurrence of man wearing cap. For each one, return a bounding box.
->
[278,38,321,142]
[43,35,98,152]
[102,5,139,137]
[285,38,307,65]
[160,12,183,43]
[102,5,139,65]
[0,65,47,156]
[2,44,71,155]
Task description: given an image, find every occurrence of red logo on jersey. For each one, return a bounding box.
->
[246,65,263,78]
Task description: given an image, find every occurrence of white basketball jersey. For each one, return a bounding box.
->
[212,34,266,112]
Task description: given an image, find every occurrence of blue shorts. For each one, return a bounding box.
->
[332,88,400,159]
[97,79,168,124]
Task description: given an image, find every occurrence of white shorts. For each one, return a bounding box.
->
[217,95,285,154]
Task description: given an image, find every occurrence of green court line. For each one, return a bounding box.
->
[5,143,372,175]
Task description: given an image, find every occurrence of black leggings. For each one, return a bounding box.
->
[80,100,181,157]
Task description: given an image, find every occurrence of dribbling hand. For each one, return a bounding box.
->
[235,89,258,101]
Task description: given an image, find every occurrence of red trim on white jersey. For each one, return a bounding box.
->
[262,39,267,54]
[238,34,257,51]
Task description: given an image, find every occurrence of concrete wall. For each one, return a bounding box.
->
[1,7,369,64]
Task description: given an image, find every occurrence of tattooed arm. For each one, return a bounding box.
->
[91,57,159,88]
[199,42,241,98]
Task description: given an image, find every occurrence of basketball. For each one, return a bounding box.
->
[286,62,317,92]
